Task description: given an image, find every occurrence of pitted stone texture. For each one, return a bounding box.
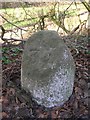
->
[21,30,75,108]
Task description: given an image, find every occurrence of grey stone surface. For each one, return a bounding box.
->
[21,30,75,108]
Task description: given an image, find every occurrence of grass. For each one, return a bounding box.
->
[0,3,88,31]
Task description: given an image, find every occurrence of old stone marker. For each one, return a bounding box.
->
[21,30,75,108]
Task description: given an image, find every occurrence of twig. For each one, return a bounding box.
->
[4,21,40,34]
[78,11,88,16]
[0,14,28,32]
[80,0,90,12]
[70,20,87,35]
[70,25,80,35]
[0,25,5,40]
[0,25,26,42]
[20,2,34,20]
[64,2,73,12]
[1,37,25,42]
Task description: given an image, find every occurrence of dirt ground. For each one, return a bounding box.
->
[1,34,89,120]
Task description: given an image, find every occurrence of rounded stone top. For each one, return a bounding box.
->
[21,30,75,108]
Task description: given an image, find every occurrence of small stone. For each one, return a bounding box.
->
[21,30,75,108]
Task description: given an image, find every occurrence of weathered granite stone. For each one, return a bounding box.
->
[21,30,75,108]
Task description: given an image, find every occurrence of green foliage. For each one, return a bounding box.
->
[1,56,11,64]
[2,47,9,53]
[85,50,90,54]
[2,47,22,64]
[11,47,22,54]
